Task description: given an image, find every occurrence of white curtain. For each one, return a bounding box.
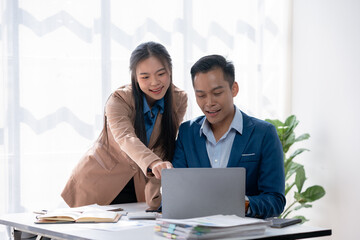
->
[0,0,291,237]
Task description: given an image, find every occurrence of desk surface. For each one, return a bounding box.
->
[0,203,331,240]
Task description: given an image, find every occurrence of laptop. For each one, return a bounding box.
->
[161,168,246,219]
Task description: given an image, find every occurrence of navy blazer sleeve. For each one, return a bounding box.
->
[246,124,286,218]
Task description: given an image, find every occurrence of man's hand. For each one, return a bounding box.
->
[149,160,173,179]
[245,200,250,213]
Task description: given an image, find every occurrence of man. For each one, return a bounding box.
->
[172,55,285,219]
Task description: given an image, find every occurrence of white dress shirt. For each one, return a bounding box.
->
[200,106,243,168]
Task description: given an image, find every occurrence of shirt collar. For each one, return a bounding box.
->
[200,105,243,137]
[142,94,164,114]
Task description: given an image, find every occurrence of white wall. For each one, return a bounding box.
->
[292,0,360,239]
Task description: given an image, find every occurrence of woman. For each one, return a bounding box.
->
[61,42,187,209]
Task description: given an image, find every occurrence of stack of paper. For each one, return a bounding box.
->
[155,215,269,239]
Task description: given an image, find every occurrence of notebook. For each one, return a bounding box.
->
[161,168,246,219]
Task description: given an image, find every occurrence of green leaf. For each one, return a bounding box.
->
[295,186,326,203]
[295,166,306,192]
[284,115,297,129]
[295,133,310,142]
[284,115,299,138]
[283,133,296,153]
[283,152,287,164]
[294,204,312,211]
[284,157,292,174]
[276,126,288,144]
[287,148,309,162]
[286,162,303,181]
[265,119,286,141]
[285,132,296,145]
[265,119,284,128]
[303,185,326,202]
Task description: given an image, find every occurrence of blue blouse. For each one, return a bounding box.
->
[142,94,164,145]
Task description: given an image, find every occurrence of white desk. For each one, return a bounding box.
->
[0,203,331,240]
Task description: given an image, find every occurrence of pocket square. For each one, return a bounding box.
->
[242,153,255,156]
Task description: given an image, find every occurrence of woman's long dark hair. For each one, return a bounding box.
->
[130,42,177,162]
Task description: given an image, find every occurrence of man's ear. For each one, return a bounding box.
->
[232,82,239,97]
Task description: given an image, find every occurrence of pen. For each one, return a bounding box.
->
[33,210,47,215]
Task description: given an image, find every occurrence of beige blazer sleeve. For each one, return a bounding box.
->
[106,89,163,175]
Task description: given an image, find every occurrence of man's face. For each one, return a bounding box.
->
[193,67,238,130]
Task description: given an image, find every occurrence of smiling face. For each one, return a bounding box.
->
[136,56,171,107]
[194,67,238,134]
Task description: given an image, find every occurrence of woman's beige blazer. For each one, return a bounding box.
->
[61,84,187,208]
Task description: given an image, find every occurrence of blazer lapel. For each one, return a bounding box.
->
[227,112,254,167]
[193,118,212,167]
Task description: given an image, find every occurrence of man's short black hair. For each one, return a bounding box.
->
[190,54,235,87]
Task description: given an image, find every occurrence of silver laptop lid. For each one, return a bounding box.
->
[161,168,246,219]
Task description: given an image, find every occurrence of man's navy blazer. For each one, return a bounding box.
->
[172,109,286,219]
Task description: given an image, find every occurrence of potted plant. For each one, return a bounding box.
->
[265,115,325,222]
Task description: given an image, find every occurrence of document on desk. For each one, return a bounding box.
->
[155,215,269,239]
[77,219,156,232]
[79,203,124,212]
